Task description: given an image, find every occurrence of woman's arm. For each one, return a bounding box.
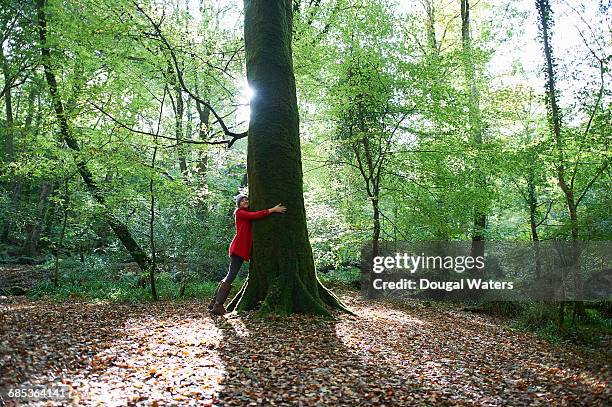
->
[236,203,286,220]
[236,209,270,220]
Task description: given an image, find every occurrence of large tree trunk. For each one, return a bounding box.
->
[36,0,151,273]
[229,0,349,316]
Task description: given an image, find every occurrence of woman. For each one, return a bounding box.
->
[209,194,286,314]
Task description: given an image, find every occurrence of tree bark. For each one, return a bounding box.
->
[230,0,349,316]
[24,182,53,256]
[35,0,151,273]
[527,182,539,242]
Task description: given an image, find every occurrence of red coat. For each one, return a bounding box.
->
[228,208,270,261]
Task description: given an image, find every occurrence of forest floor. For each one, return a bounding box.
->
[0,288,610,406]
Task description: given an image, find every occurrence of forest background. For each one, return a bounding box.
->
[0,0,609,339]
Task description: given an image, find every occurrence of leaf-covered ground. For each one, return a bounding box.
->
[0,291,609,406]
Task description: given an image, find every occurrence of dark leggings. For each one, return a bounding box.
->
[222,254,244,284]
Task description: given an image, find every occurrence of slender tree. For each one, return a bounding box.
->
[35,0,151,273]
[460,0,487,261]
[0,27,19,242]
[535,0,610,323]
[422,0,438,55]
[333,52,405,260]
[535,0,609,242]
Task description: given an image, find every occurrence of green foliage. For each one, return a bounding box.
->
[29,255,244,302]
[318,267,361,289]
[509,303,612,345]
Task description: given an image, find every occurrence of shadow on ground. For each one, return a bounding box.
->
[0,290,609,406]
[212,292,610,405]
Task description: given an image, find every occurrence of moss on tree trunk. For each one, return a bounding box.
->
[229,0,351,316]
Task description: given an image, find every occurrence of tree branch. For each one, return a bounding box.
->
[570,58,606,189]
[535,200,554,228]
[575,159,610,207]
[132,2,247,147]
[90,101,247,146]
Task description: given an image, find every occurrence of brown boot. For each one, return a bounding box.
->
[208,282,222,311]
[210,281,232,315]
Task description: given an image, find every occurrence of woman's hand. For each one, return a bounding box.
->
[270,203,287,214]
